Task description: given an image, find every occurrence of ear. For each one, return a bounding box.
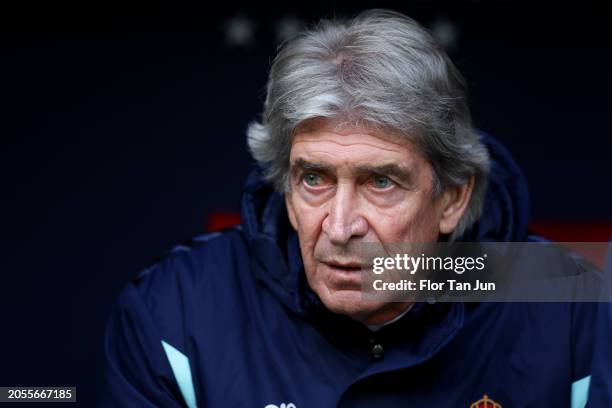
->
[285,192,298,231]
[438,176,475,235]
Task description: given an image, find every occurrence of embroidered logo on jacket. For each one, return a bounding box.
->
[470,394,502,408]
[264,404,296,408]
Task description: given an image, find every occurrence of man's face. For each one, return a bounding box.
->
[285,119,471,325]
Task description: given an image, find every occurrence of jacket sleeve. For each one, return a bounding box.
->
[586,302,612,407]
[101,283,190,407]
[570,255,612,408]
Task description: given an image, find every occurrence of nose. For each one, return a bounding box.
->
[322,183,368,245]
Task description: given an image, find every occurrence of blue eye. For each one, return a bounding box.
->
[372,175,392,189]
[304,173,321,186]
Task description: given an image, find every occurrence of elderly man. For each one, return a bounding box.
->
[103,9,610,407]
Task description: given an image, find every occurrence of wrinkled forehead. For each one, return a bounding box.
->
[290,117,426,170]
[293,117,408,144]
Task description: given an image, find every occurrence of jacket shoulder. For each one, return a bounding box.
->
[120,227,250,343]
[134,227,247,289]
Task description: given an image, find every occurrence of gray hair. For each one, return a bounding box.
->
[247,9,490,240]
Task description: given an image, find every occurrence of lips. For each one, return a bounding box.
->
[323,261,362,272]
[322,261,363,289]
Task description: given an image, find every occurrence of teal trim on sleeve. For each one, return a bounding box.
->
[571,375,591,408]
[161,340,198,408]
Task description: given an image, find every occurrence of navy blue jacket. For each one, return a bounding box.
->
[103,132,611,407]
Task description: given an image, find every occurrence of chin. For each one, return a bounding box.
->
[319,289,383,321]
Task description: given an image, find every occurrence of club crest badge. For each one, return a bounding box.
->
[470,394,502,408]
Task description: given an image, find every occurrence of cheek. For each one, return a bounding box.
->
[367,192,441,242]
[289,197,325,251]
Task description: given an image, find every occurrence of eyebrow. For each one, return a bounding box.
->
[289,158,415,185]
[289,159,334,179]
[356,163,415,185]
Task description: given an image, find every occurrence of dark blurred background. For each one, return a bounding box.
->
[1,0,610,405]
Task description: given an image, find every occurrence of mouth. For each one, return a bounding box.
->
[322,261,363,272]
[320,260,364,289]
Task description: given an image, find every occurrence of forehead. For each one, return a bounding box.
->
[290,119,423,167]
